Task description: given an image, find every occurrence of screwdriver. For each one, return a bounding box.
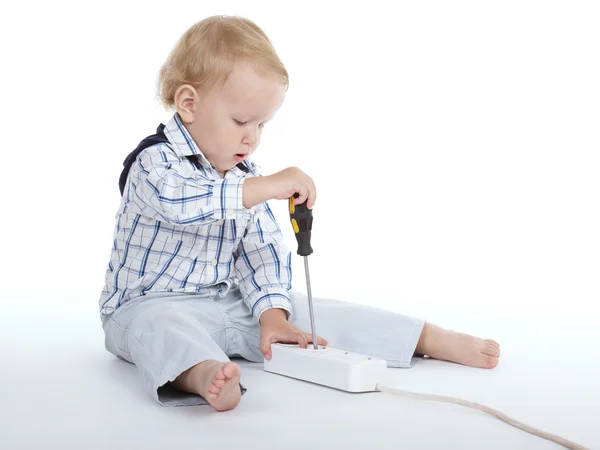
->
[289,193,318,350]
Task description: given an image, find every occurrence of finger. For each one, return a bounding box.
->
[306,194,314,210]
[307,179,316,209]
[297,333,309,349]
[294,185,309,205]
[293,186,306,205]
[304,333,328,347]
[260,335,273,360]
[283,190,296,200]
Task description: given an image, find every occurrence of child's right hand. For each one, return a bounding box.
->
[267,167,316,208]
[243,167,316,210]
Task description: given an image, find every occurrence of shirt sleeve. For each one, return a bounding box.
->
[234,200,293,322]
[127,145,253,225]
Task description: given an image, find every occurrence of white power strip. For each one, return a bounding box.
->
[263,343,387,392]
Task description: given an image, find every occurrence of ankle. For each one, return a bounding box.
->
[415,322,441,355]
[173,359,217,396]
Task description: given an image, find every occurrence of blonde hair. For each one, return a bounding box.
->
[158,15,289,109]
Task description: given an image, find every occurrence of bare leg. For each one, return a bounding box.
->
[171,360,242,411]
[415,323,500,369]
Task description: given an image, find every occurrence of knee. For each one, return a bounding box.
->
[102,314,131,360]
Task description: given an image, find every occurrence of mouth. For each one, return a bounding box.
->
[234,153,248,162]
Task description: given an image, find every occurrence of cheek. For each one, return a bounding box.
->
[216,121,235,144]
[232,124,244,144]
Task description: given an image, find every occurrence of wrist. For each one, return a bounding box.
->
[242,176,274,209]
[259,308,288,326]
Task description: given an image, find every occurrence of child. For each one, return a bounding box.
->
[99,15,500,412]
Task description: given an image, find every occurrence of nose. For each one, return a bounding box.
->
[242,125,259,147]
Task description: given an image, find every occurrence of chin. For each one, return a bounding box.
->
[219,164,236,174]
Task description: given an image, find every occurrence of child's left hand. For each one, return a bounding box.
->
[259,308,328,360]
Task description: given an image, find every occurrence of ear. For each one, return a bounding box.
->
[174,84,199,123]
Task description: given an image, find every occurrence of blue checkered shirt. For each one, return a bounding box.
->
[99,114,293,320]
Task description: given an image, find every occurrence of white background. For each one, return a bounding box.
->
[1,0,598,326]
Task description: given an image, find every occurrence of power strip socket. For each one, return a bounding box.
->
[263,343,387,392]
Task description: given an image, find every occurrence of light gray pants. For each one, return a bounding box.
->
[101,286,425,406]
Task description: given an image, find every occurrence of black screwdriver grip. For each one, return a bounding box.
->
[289,193,313,256]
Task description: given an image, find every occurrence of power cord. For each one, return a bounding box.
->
[375,384,589,450]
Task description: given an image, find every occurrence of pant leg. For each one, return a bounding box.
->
[210,285,264,363]
[102,292,246,406]
[289,290,425,367]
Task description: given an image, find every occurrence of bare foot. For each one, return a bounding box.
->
[174,360,242,411]
[415,323,500,369]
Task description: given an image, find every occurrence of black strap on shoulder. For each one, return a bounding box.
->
[119,124,169,195]
[119,123,251,196]
[236,161,250,173]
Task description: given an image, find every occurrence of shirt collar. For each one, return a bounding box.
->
[163,113,213,164]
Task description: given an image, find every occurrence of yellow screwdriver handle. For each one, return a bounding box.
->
[289,193,313,256]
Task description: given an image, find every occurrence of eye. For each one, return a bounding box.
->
[234,119,247,126]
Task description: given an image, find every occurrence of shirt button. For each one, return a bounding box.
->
[215,219,224,226]
[211,259,218,267]
[226,208,235,219]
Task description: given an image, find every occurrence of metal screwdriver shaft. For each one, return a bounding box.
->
[289,194,318,350]
[303,255,318,350]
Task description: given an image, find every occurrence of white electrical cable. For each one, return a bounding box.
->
[375,384,589,450]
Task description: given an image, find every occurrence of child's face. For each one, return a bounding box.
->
[176,63,286,176]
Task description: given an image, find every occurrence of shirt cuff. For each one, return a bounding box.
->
[211,178,253,221]
[248,288,293,322]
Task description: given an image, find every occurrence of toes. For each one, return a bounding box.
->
[223,362,241,380]
[484,356,499,369]
[213,378,226,388]
[207,363,240,397]
[482,340,501,357]
[206,363,242,412]
[486,348,500,357]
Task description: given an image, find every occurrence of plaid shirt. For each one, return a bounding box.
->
[99,114,293,320]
